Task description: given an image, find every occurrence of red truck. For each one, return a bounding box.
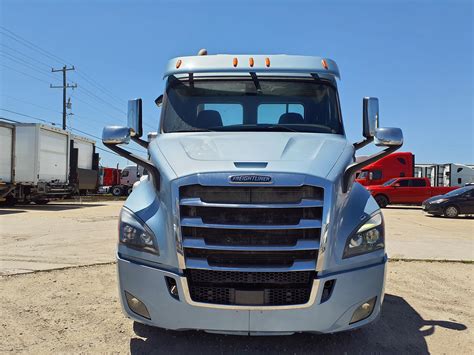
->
[99,167,121,187]
[367,177,458,207]
[356,152,414,186]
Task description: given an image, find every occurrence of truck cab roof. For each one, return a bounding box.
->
[164,54,340,81]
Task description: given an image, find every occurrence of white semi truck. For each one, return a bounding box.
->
[102,53,403,334]
[110,165,145,197]
[0,121,99,205]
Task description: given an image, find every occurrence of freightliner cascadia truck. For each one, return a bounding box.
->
[102,52,403,335]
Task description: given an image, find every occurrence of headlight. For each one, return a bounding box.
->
[119,208,159,254]
[343,213,384,258]
[431,198,447,204]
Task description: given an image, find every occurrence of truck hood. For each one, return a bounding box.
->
[154,132,350,179]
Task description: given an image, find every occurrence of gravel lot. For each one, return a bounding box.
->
[0,261,472,353]
[0,201,473,353]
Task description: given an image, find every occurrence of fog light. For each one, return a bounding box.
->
[349,297,376,324]
[125,291,151,319]
[165,276,179,300]
[320,279,335,303]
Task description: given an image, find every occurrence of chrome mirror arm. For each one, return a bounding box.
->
[343,144,401,193]
[103,143,160,190]
[131,136,149,149]
[353,137,374,150]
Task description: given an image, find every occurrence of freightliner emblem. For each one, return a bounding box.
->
[229,175,272,184]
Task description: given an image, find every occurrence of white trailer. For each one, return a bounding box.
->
[70,134,99,194]
[0,122,15,203]
[3,123,74,205]
[415,163,474,187]
[14,123,70,184]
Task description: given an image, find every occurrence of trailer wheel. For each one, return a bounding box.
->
[127,187,133,196]
[1,195,17,207]
[375,195,389,208]
[111,186,123,197]
[444,205,459,218]
[35,199,49,205]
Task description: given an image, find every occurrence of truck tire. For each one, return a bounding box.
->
[127,187,133,196]
[375,195,389,208]
[444,205,459,218]
[1,195,17,207]
[111,186,123,197]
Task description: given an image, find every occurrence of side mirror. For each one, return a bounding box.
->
[154,94,163,108]
[102,126,131,145]
[374,127,403,146]
[363,97,379,138]
[128,99,143,138]
[393,183,400,187]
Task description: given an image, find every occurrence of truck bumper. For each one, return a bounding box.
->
[117,256,387,335]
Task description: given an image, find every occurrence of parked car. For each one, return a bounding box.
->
[366,177,458,207]
[422,186,474,217]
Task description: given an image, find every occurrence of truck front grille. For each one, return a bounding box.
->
[178,184,323,306]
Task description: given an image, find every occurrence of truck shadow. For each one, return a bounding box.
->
[129,294,466,354]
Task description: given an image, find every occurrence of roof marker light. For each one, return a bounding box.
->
[249,57,254,67]
[176,59,182,69]
[321,59,329,70]
[265,57,270,67]
[233,57,238,67]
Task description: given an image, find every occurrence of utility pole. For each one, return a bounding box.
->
[51,66,77,130]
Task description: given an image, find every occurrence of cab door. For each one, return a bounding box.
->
[390,178,410,203]
[409,178,431,204]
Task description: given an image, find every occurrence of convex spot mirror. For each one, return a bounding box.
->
[102,126,131,145]
[374,127,403,147]
[128,98,143,138]
[363,97,379,138]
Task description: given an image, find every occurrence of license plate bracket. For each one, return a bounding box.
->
[235,290,265,305]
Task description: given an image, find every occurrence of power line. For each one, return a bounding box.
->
[1,95,62,115]
[0,26,126,116]
[0,108,59,125]
[0,26,70,66]
[76,86,125,114]
[74,70,125,105]
[0,51,60,83]
[0,63,51,84]
[0,43,52,68]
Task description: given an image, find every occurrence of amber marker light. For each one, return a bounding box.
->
[233,57,238,67]
[249,57,254,67]
[265,57,271,67]
[176,59,182,69]
[321,59,329,70]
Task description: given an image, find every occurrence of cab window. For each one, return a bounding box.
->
[257,104,304,124]
[198,103,243,126]
[397,179,410,187]
[411,179,426,187]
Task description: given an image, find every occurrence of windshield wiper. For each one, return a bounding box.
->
[172,128,215,133]
[265,125,299,132]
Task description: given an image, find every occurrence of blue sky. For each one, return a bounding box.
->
[1,0,472,168]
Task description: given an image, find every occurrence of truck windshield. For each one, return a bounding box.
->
[161,76,343,134]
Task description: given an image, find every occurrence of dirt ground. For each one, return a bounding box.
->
[0,260,472,354]
[0,201,472,276]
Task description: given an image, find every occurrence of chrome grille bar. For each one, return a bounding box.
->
[183,238,320,251]
[180,218,322,230]
[186,258,317,272]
